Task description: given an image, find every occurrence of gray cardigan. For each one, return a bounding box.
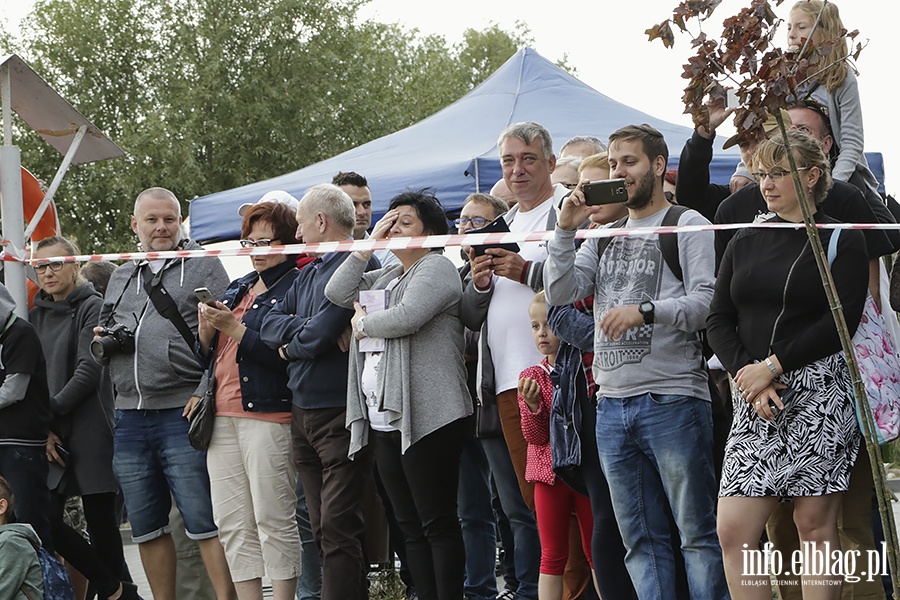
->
[325,252,471,458]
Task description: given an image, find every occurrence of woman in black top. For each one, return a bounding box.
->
[707,130,868,597]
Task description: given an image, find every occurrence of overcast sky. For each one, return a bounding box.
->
[3,0,896,195]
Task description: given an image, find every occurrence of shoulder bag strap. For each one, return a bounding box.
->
[142,266,197,350]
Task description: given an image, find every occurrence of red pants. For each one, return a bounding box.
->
[534,480,594,576]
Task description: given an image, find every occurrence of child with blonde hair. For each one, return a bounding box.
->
[787,0,877,189]
[518,292,595,600]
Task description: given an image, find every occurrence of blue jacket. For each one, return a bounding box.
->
[203,259,299,413]
[547,303,595,494]
[261,252,380,410]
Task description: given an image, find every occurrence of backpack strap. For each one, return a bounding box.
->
[827,227,842,267]
[659,205,690,282]
[0,313,17,343]
[595,216,629,264]
[597,205,690,282]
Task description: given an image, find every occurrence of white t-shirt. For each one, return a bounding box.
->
[361,352,396,432]
[486,198,554,393]
[360,276,400,432]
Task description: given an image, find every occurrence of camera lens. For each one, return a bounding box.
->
[90,336,116,365]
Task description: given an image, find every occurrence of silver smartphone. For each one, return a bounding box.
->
[194,287,217,306]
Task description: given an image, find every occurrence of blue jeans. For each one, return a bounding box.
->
[457,436,499,600]
[0,445,54,553]
[295,475,322,600]
[596,393,728,600]
[113,408,217,542]
[481,436,539,600]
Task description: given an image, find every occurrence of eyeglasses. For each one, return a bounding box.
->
[34,261,66,274]
[664,191,675,203]
[751,167,809,182]
[239,239,278,248]
[560,182,578,190]
[454,217,490,229]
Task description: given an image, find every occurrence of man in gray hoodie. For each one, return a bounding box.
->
[544,125,727,599]
[95,187,232,600]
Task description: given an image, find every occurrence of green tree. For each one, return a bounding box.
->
[2,0,555,252]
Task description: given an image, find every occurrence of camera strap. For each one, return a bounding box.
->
[143,265,197,350]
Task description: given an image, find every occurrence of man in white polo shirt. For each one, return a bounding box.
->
[460,121,575,600]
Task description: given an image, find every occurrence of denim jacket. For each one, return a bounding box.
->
[202,260,299,413]
[547,303,595,494]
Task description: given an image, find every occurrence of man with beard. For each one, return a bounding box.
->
[544,125,728,600]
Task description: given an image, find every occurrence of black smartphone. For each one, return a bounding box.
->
[583,178,628,205]
[468,216,521,257]
[769,387,797,412]
[54,443,70,464]
[47,443,70,490]
[194,287,217,306]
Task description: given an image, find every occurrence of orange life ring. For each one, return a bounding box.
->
[23,167,60,242]
[21,167,62,309]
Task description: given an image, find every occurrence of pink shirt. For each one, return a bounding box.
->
[214,290,290,424]
[518,358,556,486]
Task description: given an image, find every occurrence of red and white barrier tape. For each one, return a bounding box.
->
[2,221,897,265]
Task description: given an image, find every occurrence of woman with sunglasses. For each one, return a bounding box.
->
[708,130,868,598]
[30,236,138,599]
[187,200,302,600]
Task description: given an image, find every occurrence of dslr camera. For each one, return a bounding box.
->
[90,323,135,365]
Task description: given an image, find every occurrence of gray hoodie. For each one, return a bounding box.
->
[97,240,229,410]
[30,283,117,495]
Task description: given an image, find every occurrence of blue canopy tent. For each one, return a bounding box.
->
[189,47,884,243]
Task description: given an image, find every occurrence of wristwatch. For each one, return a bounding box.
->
[355,316,366,335]
[638,301,655,325]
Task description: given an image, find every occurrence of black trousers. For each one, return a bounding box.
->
[50,491,124,598]
[292,406,372,600]
[371,418,466,600]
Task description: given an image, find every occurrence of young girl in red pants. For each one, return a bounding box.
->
[518,292,595,600]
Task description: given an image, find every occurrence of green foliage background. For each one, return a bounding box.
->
[2,0,567,252]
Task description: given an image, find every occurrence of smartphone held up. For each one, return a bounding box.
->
[582,178,627,206]
[195,287,217,306]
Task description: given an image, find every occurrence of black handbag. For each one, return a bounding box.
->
[188,387,216,451]
[188,359,217,451]
[475,398,503,439]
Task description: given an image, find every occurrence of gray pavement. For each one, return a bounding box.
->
[122,491,900,599]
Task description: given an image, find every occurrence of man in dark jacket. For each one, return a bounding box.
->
[261,183,379,600]
[94,187,232,600]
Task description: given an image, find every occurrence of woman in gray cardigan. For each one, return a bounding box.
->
[325,190,471,600]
